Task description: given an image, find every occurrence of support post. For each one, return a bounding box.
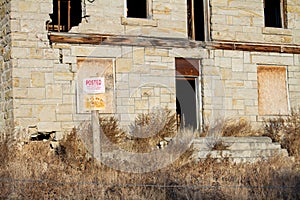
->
[58,0,61,32]
[92,110,101,159]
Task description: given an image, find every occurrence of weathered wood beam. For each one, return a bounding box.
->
[49,32,112,44]
[48,32,300,54]
[211,42,300,54]
[48,32,200,48]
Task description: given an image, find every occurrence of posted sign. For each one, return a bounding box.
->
[85,94,105,110]
[83,77,105,111]
[83,77,105,94]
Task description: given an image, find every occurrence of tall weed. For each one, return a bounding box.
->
[263,107,300,159]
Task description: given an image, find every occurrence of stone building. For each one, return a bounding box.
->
[0,0,300,139]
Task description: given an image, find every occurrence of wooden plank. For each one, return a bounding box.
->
[49,33,110,44]
[257,66,288,115]
[67,0,70,31]
[58,0,61,32]
[92,110,101,159]
[176,58,200,76]
[235,44,281,52]
[212,43,234,50]
[282,46,300,54]
[48,32,300,54]
[48,32,200,48]
[191,0,195,40]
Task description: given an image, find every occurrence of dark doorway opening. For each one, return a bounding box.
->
[176,78,197,130]
[187,0,205,41]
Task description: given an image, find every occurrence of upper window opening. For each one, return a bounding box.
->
[187,0,207,41]
[47,0,82,32]
[126,0,148,18]
[264,0,286,28]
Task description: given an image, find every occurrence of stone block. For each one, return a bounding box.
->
[11,47,28,58]
[135,99,149,110]
[15,107,33,118]
[29,48,43,59]
[56,104,73,114]
[116,58,132,73]
[133,48,145,65]
[57,114,73,122]
[28,88,45,99]
[63,56,76,64]
[37,122,61,132]
[35,105,57,121]
[54,72,74,81]
[46,84,62,99]
[145,48,169,57]
[31,72,45,87]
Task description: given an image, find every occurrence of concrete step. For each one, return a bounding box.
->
[194,149,288,159]
[193,136,273,144]
[192,136,289,163]
[193,139,281,151]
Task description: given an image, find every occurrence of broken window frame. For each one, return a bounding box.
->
[187,0,210,41]
[264,0,287,28]
[125,0,152,19]
[47,0,82,32]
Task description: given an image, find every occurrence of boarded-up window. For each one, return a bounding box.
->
[257,66,288,115]
[77,58,115,114]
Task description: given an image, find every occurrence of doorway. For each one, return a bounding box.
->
[175,58,200,130]
[176,77,198,129]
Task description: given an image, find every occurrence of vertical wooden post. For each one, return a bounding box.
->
[92,110,101,159]
[58,0,61,32]
[67,0,71,31]
[191,0,195,40]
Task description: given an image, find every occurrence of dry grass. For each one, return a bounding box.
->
[1,108,300,199]
[0,131,299,199]
[221,118,260,137]
[99,108,177,153]
[263,107,300,161]
[199,117,261,138]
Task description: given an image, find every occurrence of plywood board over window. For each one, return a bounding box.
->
[77,58,115,114]
[257,66,289,115]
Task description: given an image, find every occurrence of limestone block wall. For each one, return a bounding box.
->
[202,49,300,127]
[9,0,70,136]
[0,0,13,132]
[4,0,300,139]
[210,0,300,45]
[73,0,187,38]
[68,45,177,132]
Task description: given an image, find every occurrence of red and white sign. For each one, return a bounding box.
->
[83,77,105,94]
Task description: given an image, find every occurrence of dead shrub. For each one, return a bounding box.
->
[57,128,93,171]
[221,118,257,137]
[100,116,127,144]
[211,140,229,151]
[101,108,177,153]
[263,107,300,159]
[263,116,285,142]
